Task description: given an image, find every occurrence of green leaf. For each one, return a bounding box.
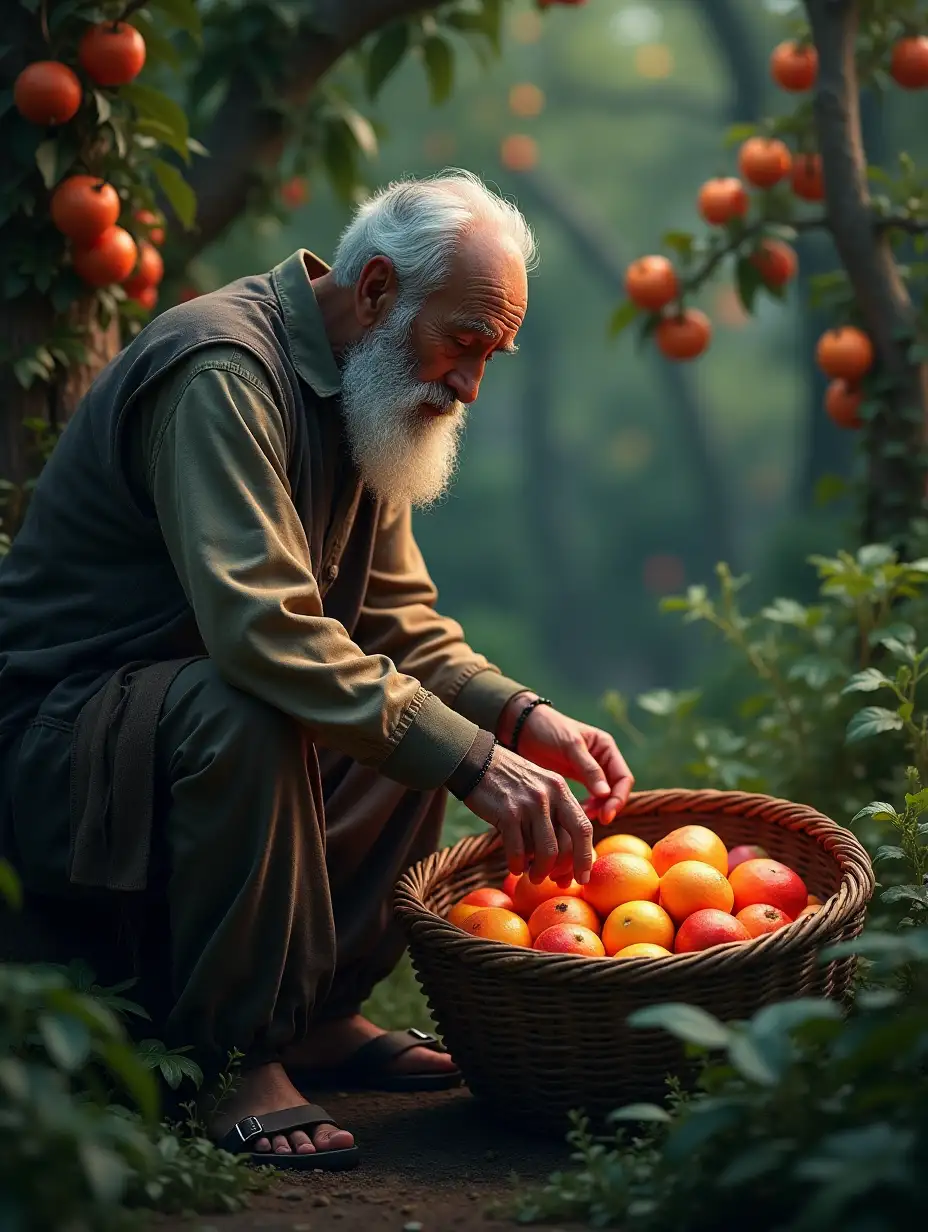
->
[151,159,196,229]
[842,668,893,694]
[760,597,809,626]
[608,1102,672,1124]
[870,622,917,647]
[873,844,906,864]
[34,140,60,189]
[422,35,454,104]
[38,1012,92,1071]
[905,787,928,812]
[148,0,202,37]
[750,997,842,1038]
[735,256,763,314]
[628,1003,731,1048]
[788,656,842,689]
[608,299,639,338]
[663,1099,742,1163]
[724,122,757,147]
[881,884,928,907]
[78,1142,130,1205]
[662,230,694,257]
[93,90,112,125]
[366,22,410,98]
[121,83,190,161]
[718,1140,789,1188]
[159,1056,184,1089]
[340,107,378,159]
[845,706,904,744]
[857,543,895,568]
[0,859,22,910]
[727,1029,782,1085]
[851,801,898,823]
[814,473,848,507]
[97,1040,159,1122]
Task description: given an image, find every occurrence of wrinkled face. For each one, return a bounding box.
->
[339,231,527,509]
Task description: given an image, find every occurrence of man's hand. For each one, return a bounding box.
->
[498,693,635,826]
[463,743,595,886]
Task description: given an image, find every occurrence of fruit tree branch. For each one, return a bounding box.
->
[180,0,444,262]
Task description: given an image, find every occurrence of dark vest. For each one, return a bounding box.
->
[0,269,376,745]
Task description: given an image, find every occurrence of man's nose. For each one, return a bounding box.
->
[445,361,485,405]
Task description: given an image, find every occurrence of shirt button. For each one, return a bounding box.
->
[325,563,339,582]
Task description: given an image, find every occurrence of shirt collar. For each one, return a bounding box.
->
[271,249,342,398]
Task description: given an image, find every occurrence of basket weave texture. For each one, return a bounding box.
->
[394,789,874,1134]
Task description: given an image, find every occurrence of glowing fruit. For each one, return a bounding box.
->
[122,241,164,300]
[890,37,928,89]
[738,137,792,189]
[675,909,750,953]
[816,327,874,381]
[614,943,671,959]
[528,895,600,941]
[13,61,82,126]
[502,872,519,900]
[659,860,734,924]
[624,255,679,311]
[652,825,728,877]
[750,239,797,287]
[512,873,583,919]
[729,858,808,919]
[534,923,605,956]
[459,887,514,911]
[697,177,749,226]
[736,903,793,937]
[727,844,767,874]
[448,902,482,928]
[79,22,146,87]
[770,41,818,91]
[602,900,674,956]
[825,380,863,429]
[135,286,158,311]
[50,176,121,245]
[791,153,824,201]
[595,833,652,861]
[71,226,138,287]
[461,907,531,946]
[655,310,711,361]
[135,209,165,245]
[581,853,659,916]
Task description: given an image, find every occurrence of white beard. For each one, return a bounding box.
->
[339,297,467,509]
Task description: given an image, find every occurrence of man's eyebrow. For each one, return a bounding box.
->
[450,318,520,354]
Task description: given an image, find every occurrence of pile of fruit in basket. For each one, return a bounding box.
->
[447,825,823,956]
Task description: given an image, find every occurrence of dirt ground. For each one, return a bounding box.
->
[150,1087,585,1232]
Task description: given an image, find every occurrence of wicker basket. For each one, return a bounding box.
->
[394,789,874,1135]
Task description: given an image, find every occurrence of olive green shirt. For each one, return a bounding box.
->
[126,250,527,791]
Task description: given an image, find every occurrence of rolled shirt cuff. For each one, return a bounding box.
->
[452,669,531,735]
[445,728,496,801]
[378,690,479,791]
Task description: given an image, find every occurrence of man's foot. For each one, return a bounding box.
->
[210,1062,354,1156]
[281,1013,458,1079]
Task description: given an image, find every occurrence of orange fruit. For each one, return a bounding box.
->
[581,853,659,917]
[727,843,768,875]
[528,895,600,941]
[602,900,674,956]
[624,255,679,312]
[824,380,863,429]
[659,860,734,923]
[14,61,82,126]
[461,907,531,947]
[122,242,164,299]
[675,909,750,953]
[459,887,514,911]
[750,239,797,288]
[770,41,818,91]
[736,903,793,937]
[595,833,652,861]
[816,327,874,381]
[652,825,728,877]
[738,137,792,189]
[614,942,671,959]
[807,894,823,907]
[502,871,519,900]
[798,903,822,918]
[791,153,824,201]
[655,309,711,361]
[72,226,138,288]
[697,177,749,226]
[79,22,146,87]
[729,858,807,919]
[533,923,604,957]
[890,36,928,89]
[448,902,482,929]
[512,873,583,919]
[50,176,120,245]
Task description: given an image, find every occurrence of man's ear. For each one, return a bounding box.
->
[355,256,398,328]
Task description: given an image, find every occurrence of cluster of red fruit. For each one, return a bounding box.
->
[13,23,165,310]
[447,824,822,958]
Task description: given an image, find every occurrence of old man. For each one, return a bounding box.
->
[0,171,633,1168]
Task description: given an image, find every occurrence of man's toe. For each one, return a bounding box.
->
[272,1134,292,1154]
[289,1130,315,1154]
[312,1123,355,1152]
[254,1136,272,1153]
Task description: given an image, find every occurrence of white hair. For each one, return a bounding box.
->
[330,168,538,300]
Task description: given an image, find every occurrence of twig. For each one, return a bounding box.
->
[682,214,829,292]
[876,215,928,235]
[39,0,50,45]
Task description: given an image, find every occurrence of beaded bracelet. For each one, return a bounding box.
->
[462,737,497,800]
[510,696,553,753]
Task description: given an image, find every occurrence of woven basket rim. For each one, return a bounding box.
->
[394,788,875,980]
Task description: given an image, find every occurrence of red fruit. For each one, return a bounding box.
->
[697,177,749,226]
[738,137,792,189]
[13,61,82,126]
[890,37,928,89]
[459,887,514,911]
[727,844,768,875]
[729,858,808,920]
[750,239,797,287]
[533,923,604,957]
[135,209,165,246]
[770,41,818,92]
[674,909,750,953]
[72,226,138,287]
[825,380,863,429]
[816,327,874,382]
[624,255,679,312]
[51,176,121,245]
[791,153,824,201]
[135,286,158,310]
[79,22,146,87]
[736,903,793,937]
[655,310,712,361]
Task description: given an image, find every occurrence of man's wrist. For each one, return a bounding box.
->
[496,690,537,748]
